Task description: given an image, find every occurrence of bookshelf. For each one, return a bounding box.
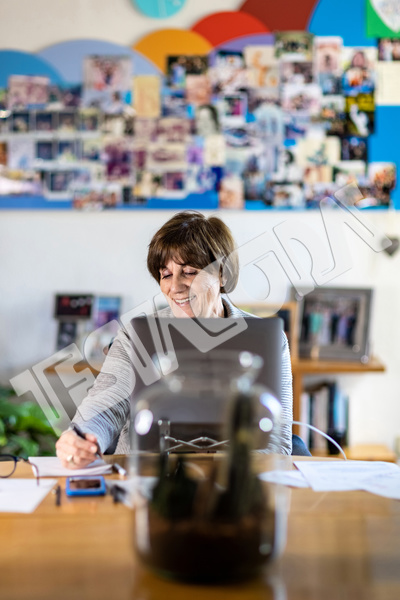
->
[291,356,386,424]
[236,302,386,454]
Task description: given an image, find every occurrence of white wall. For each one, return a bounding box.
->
[1,0,400,451]
[0,0,243,52]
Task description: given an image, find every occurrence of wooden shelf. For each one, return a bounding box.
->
[311,444,397,463]
[291,356,386,427]
[291,356,385,375]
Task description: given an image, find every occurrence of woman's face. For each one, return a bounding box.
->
[159,258,224,318]
[196,107,218,137]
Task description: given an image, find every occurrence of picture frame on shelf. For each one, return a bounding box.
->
[236,301,299,359]
[293,287,373,362]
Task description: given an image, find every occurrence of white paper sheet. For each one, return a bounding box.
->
[28,456,112,477]
[376,63,400,106]
[0,479,57,513]
[294,460,400,498]
[259,470,309,488]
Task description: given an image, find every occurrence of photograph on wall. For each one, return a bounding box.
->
[378,38,400,60]
[280,61,314,85]
[0,168,43,195]
[134,170,162,199]
[318,95,346,136]
[247,83,280,110]
[162,88,188,118]
[314,36,343,95]
[81,138,103,162]
[219,93,248,125]
[7,75,49,109]
[194,104,220,137]
[243,169,267,201]
[244,45,279,88]
[281,83,321,115]
[0,142,7,166]
[7,138,35,170]
[302,131,342,166]
[134,118,157,142]
[304,181,339,208]
[185,74,212,106]
[36,140,54,161]
[333,160,366,187]
[79,109,101,132]
[72,182,121,210]
[133,75,161,118]
[58,110,77,132]
[252,102,285,144]
[56,321,78,351]
[344,94,375,136]
[367,161,396,206]
[271,182,305,208]
[101,114,126,137]
[147,142,186,171]
[203,134,226,166]
[271,143,303,182]
[54,294,94,319]
[156,117,192,143]
[209,50,248,93]
[83,55,132,108]
[34,111,55,132]
[46,170,76,196]
[166,55,208,88]
[275,31,314,61]
[341,136,368,161]
[102,139,132,180]
[296,287,373,361]
[218,174,244,209]
[57,140,78,162]
[342,47,377,95]
[0,111,9,133]
[11,111,31,133]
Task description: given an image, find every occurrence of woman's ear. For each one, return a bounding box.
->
[219,266,227,290]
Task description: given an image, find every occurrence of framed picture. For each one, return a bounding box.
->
[236,301,299,359]
[293,287,373,362]
[54,294,94,320]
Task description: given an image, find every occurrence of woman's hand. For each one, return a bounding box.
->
[56,430,100,469]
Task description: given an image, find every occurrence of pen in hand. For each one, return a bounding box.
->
[71,423,102,460]
[71,423,126,476]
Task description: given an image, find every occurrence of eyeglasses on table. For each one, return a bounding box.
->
[0,454,40,485]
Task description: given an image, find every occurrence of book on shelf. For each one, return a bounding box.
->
[301,380,348,454]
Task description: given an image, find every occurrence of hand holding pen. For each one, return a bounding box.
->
[55,423,126,476]
[55,423,102,469]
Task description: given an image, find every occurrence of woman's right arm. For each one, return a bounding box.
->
[56,328,135,467]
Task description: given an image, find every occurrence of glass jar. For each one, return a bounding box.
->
[130,350,289,582]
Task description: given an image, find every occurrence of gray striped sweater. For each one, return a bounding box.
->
[72,297,293,455]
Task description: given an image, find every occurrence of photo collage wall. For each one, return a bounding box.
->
[0,31,397,210]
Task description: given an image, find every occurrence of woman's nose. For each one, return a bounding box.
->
[170,272,187,293]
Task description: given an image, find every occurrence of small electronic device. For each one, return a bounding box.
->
[66,476,106,497]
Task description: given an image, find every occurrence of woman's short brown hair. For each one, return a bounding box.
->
[147,211,239,294]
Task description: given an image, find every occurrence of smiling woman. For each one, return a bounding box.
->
[55,211,293,466]
[147,211,238,319]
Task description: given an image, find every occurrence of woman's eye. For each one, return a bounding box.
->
[161,273,171,279]
[184,271,197,276]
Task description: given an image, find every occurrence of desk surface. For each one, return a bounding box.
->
[1,456,400,600]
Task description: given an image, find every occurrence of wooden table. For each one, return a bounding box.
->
[1,456,400,600]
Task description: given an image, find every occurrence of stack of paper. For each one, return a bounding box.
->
[294,460,400,499]
[0,479,57,513]
[28,457,112,477]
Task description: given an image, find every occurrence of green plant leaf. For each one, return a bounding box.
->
[7,434,40,458]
